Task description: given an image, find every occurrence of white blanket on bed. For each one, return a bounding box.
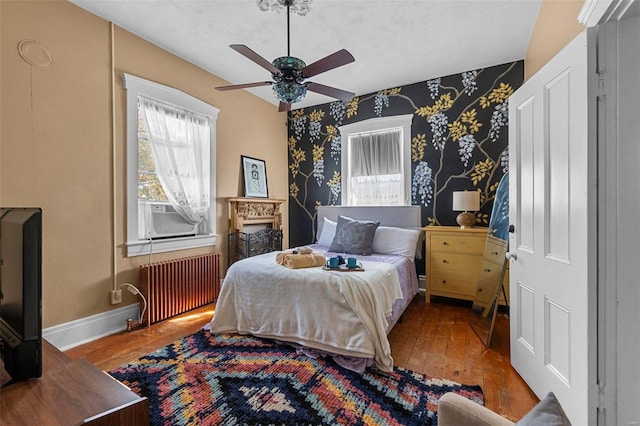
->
[209,251,403,372]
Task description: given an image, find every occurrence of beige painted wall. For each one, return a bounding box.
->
[0,0,288,328]
[525,0,586,79]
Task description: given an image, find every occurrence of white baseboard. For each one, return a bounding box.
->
[43,303,139,351]
[45,276,426,351]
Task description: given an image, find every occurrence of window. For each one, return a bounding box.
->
[123,74,219,256]
[339,114,413,206]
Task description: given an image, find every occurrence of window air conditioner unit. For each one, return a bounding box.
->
[146,202,198,239]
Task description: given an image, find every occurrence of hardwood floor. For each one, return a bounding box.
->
[389,296,538,421]
[65,295,538,423]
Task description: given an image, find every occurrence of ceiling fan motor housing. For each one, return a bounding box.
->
[272,56,307,103]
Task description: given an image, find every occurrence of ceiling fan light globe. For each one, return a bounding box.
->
[273,82,307,104]
[272,56,306,72]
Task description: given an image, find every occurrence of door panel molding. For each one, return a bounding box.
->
[516,283,535,353]
[515,98,536,252]
[544,71,571,261]
[544,297,571,387]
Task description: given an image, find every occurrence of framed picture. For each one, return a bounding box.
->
[241,155,269,198]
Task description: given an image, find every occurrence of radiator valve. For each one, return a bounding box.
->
[126,318,144,332]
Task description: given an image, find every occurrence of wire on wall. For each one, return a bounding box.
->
[110,22,118,294]
[119,283,148,331]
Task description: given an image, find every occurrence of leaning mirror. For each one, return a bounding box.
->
[470,173,509,347]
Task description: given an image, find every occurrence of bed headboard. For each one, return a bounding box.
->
[317,206,422,233]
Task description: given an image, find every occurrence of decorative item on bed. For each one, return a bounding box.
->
[209,205,422,373]
[275,246,326,269]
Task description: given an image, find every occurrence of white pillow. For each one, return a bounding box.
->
[371,226,422,261]
[316,217,337,247]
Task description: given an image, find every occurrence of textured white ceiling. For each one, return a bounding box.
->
[69,0,542,109]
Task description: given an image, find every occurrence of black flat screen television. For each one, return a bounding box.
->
[0,207,42,383]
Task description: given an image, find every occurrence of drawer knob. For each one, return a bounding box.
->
[484,268,491,272]
[442,259,449,264]
[491,251,499,255]
[442,241,449,246]
[441,280,447,284]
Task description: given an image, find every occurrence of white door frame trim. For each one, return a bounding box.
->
[578,0,634,27]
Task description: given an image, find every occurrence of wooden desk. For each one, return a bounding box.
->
[1,340,148,425]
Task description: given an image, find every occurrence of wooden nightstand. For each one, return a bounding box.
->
[424,226,488,303]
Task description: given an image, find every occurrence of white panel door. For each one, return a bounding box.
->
[509,31,593,425]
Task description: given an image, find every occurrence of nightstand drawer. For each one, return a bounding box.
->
[430,270,478,298]
[430,252,483,271]
[476,264,510,305]
[483,236,508,264]
[475,277,501,304]
[477,260,503,283]
[430,234,485,253]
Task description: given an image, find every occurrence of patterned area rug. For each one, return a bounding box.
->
[109,330,483,426]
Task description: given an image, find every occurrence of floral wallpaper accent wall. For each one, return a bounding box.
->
[287,61,523,247]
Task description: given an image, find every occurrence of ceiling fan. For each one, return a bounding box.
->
[215,0,355,112]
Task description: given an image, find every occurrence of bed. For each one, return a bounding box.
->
[209,206,422,372]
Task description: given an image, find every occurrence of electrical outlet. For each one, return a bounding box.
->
[110,289,122,304]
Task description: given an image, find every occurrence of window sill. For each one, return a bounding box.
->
[126,234,218,257]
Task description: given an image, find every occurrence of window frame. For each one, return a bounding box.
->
[122,73,219,257]
[338,114,413,206]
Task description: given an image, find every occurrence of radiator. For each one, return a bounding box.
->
[139,253,220,325]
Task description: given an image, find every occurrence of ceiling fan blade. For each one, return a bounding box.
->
[230,44,280,75]
[278,102,291,112]
[307,82,355,102]
[301,49,355,78]
[215,81,272,91]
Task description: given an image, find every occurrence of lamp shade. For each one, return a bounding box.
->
[452,191,480,212]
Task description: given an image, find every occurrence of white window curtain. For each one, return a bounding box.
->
[349,131,403,206]
[139,95,211,232]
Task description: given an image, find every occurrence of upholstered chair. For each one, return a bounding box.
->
[438,391,571,426]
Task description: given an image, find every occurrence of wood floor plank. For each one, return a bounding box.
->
[65,296,537,421]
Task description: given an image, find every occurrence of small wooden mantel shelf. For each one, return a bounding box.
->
[227,197,286,233]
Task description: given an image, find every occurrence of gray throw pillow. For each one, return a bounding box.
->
[516,392,571,425]
[329,215,380,255]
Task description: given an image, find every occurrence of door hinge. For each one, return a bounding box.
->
[597,383,606,410]
[592,382,607,424]
[596,72,607,97]
[595,382,620,423]
[591,382,608,413]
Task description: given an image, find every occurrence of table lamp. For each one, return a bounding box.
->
[452,190,480,229]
